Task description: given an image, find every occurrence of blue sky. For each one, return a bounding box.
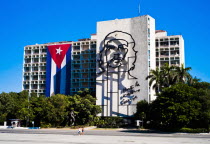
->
[0,0,209,93]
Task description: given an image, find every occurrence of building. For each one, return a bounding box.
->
[23,37,97,96]
[22,15,185,117]
[155,30,184,68]
[96,15,156,117]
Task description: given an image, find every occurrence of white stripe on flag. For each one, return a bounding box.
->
[60,56,67,94]
[50,60,56,96]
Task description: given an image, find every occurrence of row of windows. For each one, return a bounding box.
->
[73,44,96,51]
[71,82,96,88]
[25,49,47,55]
[25,45,46,50]
[156,41,179,47]
[156,57,180,61]
[156,38,179,41]
[156,60,180,67]
[156,50,179,57]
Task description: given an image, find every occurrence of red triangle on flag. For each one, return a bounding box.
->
[47,44,71,68]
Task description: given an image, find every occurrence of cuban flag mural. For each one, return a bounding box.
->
[45,44,72,97]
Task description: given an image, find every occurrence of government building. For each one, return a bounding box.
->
[22,15,184,117]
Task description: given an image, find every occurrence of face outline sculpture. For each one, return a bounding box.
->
[97,30,137,79]
[105,39,129,68]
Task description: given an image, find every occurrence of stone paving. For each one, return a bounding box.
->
[0,131,210,144]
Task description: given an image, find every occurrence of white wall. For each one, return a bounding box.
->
[155,31,167,37]
[96,15,155,117]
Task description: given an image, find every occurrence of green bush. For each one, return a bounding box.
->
[96,117,124,128]
[70,125,88,129]
[179,128,209,133]
[40,122,52,128]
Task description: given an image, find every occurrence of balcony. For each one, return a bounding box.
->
[25,60,31,63]
[160,51,169,57]
[170,54,179,57]
[39,75,46,80]
[41,49,47,53]
[32,68,39,72]
[73,46,80,51]
[33,50,39,54]
[90,73,96,78]
[40,58,46,62]
[72,83,80,88]
[23,85,29,90]
[40,67,46,71]
[24,68,30,72]
[33,58,39,63]
[82,73,88,78]
[160,61,169,67]
[82,82,88,87]
[39,84,45,89]
[82,45,89,51]
[82,64,89,69]
[31,86,38,89]
[25,50,31,55]
[73,55,80,60]
[91,44,96,49]
[82,55,89,60]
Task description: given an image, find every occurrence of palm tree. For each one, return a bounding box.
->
[174,64,192,83]
[146,64,192,94]
[161,63,176,87]
[146,67,164,93]
[187,76,201,86]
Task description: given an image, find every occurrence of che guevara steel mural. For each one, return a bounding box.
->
[97,30,140,116]
[97,30,137,79]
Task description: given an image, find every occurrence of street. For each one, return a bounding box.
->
[0,129,209,144]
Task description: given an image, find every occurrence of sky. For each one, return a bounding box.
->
[0,0,209,93]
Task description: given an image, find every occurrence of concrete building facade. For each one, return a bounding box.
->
[155,30,185,68]
[23,39,97,96]
[96,15,156,117]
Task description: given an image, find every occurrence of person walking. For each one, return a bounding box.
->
[82,127,85,135]
[78,127,81,135]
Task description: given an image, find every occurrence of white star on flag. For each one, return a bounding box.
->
[56,47,63,55]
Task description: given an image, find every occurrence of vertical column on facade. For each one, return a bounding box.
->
[156,38,160,69]
[29,47,32,95]
[178,37,181,67]
[38,45,40,95]
[87,42,90,89]
[79,42,82,90]
[169,38,171,67]
[147,18,151,102]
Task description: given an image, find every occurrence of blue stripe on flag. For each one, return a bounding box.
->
[65,46,71,95]
[55,67,61,94]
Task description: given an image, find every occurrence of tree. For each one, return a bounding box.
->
[187,76,201,86]
[150,83,203,129]
[48,94,69,127]
[67,93,101,125]
[146,67,164,93]
[15,91,30,121]
[134,100,150,128]
[0,90,101,127]
[160,63,177,87]
[174,64,192,83]
[147,64,192,94]
[29,95,49,127]
[0,92,16,123]
[135,100,149,119]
